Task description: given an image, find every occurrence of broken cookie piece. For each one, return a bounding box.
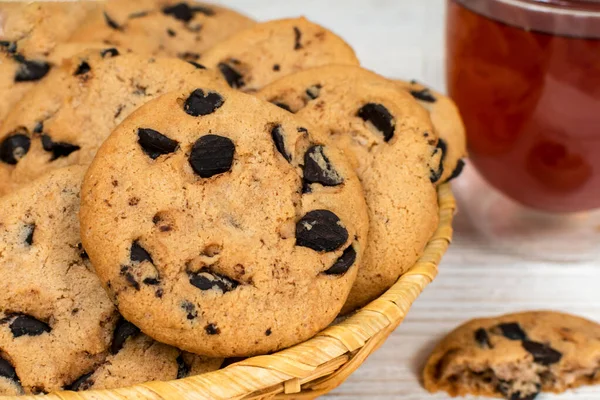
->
[423,311,600,399]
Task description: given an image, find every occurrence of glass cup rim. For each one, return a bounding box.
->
[453,0,600,37]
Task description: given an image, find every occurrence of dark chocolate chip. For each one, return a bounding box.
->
[130,241,153,264]
[272,64,280,71]
[41,135,80,160]
[24,224,35,246]
[189,135,234,178]
[297,127,308,134]
[497,322,528,341]
[176,354,191,379]
[324,246,356,275]
[265,328,272,336]
[33,122,44,134]
[65,371,94,391]
[74,61,91,76]
[271,125,292,162]
[184,89,225,116]
[137,128,179,160]
[303,145,343,187]
[217,62,244,89]
[163,3,195,22]
[143,278,160,285]
[445,159,466,183]
[120,266,140,290]
[182,301,197,320]
[15,59,50,82]
[10,315,51,337]
[522,340,562,365]
[167,28,177,37]
[306,84,321,100]
[474,328,493,349]
[0,356,18,382]
[0,41,17,54]
[103,12,121,30]
[111,318,140,354]
[188,61,206,69]
[430,139,447,183]
[293,26,302,50]
[205,323,220,335]
[101,48,120,58]
[296,210,348,252]
[357,103,395,142]
[189,269,239,293]
[77,243,89,260]
[410,88,437,103]
[273,102,292,112]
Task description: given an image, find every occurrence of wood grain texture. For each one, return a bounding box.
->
[214,1,600,398]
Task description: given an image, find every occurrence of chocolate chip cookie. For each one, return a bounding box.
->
[0,49,226,195]
[70,1,255,60]
[0,166,221,395]
[80,86,369,357]
[0,2,101,124]
[397,79,467,183]
[424,311,600,400]
[201,17,360,92]
[258,65,441,313]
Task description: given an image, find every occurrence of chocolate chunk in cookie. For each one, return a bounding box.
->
[357,103,396,142]
[10,315,51,338]
[271,125,292,162]
[0,134,30,165]
[324,246,357,275]
[184,89,225,117]
[296,210,348,252]
[189,135,235,178]
[41,135,80,160]
[303,145,343,187]
[137,128,179,160]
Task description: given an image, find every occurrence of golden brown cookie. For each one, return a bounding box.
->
[0,167,221,395]
[201,17,360,92]
[0,2,101,124]
[70,1,255,60]
[80,86,369,357]
[258,65,441,313]
[396,79,467,183]
[423,311,600,400]
[0,49,225,196]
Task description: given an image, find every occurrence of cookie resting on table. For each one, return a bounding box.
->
[201,17,360,92]
[396,79,467,183]
[0,167,221,395]
[69,0,255,60]
[80,86,370,357]
[0,49,225,196]
[258,65,441,313]
[423,311,600,400]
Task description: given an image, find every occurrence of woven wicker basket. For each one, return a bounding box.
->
[12,184,455,400]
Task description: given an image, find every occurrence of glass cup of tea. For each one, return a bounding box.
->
[446,0,600,261]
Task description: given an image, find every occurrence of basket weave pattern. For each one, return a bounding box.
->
[12,184,455,400]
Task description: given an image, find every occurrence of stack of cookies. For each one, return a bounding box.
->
[0,1,466,396]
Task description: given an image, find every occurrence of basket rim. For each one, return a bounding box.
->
[10,184,456,400]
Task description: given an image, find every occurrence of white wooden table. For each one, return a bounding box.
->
[217,1,600,398]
